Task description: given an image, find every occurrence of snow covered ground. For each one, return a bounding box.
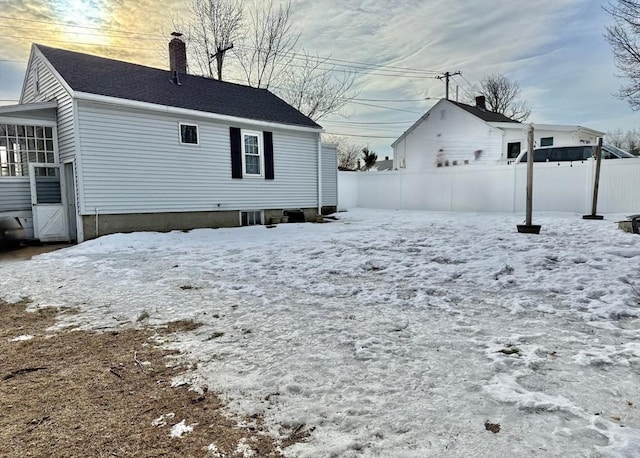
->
[2,209,639,457]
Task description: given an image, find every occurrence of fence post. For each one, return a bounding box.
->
[583,138,604,220]
[517,124,541,234]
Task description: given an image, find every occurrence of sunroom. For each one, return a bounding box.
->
[0,102,74,243]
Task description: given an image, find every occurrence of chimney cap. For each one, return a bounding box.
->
[475,95,486,110]
[171,31,183,38]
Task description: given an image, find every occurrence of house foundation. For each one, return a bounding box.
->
[80,207,330,240]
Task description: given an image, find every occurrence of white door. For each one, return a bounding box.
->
[29,163,70,242]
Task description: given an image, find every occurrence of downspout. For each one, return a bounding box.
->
[95,207,99,238]
[317,135,322,215]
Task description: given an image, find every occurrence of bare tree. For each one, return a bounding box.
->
[323,134,362,170]
[604,1,640,109]
[607,128,626,147]
[172,0,358,119]
[625,128,640,154]
[235,0,298,88]
[180,0,243,80]
[474,73,531,122]
[278,52,357,121]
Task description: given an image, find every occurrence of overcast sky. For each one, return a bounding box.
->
[0,0,636,156]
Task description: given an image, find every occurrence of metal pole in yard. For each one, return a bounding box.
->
[583,137,604,220]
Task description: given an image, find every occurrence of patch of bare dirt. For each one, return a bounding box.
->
[0,299,297,457]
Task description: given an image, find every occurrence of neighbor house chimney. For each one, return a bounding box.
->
[475,95,486,110]
[169,32,187,75]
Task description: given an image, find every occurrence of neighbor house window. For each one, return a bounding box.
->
[0,124,55,177]
[540,137,554,147]
[242,130,262,176]
[179,123,198,145]
[507,142,521,159]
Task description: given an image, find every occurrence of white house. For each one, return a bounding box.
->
[392,97,604,170]
[0,37,337,243]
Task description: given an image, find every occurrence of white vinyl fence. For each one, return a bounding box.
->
[338,159,640,214]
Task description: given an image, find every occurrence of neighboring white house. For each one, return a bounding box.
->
[0,37,337,243]
[392,97,604,170]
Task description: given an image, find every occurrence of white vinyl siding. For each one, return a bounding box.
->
[0,179,31,212]
[321,143,337,206]
[393,100,503,171]
[21,52,76,164]
[76,101,319,214]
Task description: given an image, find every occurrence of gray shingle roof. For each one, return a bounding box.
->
[450,100,520,123]
[37,44,320,129]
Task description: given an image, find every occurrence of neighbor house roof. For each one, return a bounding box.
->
[450,101,520,123]
[35,44,320,129]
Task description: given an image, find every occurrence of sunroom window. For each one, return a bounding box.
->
[0,124,55,177]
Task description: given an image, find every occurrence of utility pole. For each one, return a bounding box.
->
[436,71,461,100]
[210,44,234,81]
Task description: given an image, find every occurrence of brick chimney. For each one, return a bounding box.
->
[475,95,486,110]
[169,32,187,74]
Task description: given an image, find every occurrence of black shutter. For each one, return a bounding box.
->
[264,131,274,180]
[230,127,242,179]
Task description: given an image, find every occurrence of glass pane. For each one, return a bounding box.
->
[46,152,54,163]
[244,135,258,154]
[46,139,54,151]
[29,152,37,162]
[45,127,53,139]
[36,126,44,138]
[0,124,6,136]
[245,154,260,174]
[17,125,26,137]
[26,126,35,138]
[35,168,62,204]
[37,139,45,151]
[38,152,45,162]
[28,139,36,151]
[180,124,198,144]
[7,125,16,137]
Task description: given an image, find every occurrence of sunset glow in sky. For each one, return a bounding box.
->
[0,0,637,155]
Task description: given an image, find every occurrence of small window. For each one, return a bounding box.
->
[179,123,198,145]
[241,211,262,226]
[540,137,553,147]
[242,131,262,176]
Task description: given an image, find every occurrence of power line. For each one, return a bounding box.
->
[322,120,414,125]
[2,35,160,51]
[1,17,444,78]
[325,132,399,139]
[451,75,474,100]
[0,24,159,41]
[349,100,422,114]
[0,15,158,38]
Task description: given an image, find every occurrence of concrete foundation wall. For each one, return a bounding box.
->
[81,208,321,240]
